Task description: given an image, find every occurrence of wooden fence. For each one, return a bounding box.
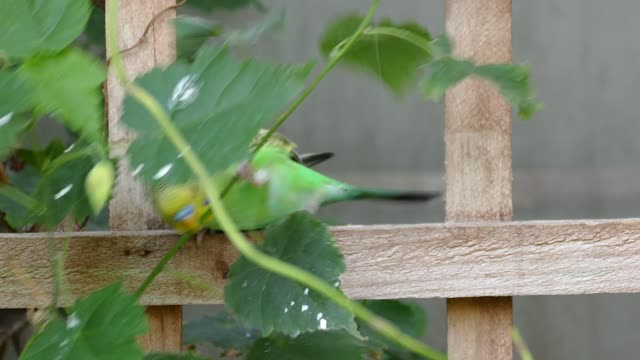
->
[2,0,633,358]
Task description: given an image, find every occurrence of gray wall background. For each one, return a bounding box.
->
[185,1,640,359]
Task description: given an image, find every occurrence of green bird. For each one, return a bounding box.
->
[153,133,439,233]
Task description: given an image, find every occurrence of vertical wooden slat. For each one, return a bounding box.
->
[105,0,182,352]
[444,0,513,358]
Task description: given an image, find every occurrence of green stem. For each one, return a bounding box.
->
[364,26,432,53]
[0,186,39,210]
[512,327,534,360]
[135,232,192,299]
[251,3,379,155]
[219,1,381,198]
[107,1,445,359]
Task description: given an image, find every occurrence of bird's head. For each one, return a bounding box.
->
[153,182,214,233]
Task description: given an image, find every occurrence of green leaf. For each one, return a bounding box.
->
[430,35,452,58]
[0,70,34,158]
[246,330,366,360]
[15,139,68,173]
[184,311,259,353]
[320,15,431,97]
[420,57,542,120]
[420,57,474,101]
[0,0,91,59]
[473,63,543,119]
[225,211,355,337]
[0,70,33,114]
[0,113,30,160]
[0,185,41,229]
[32,146,96,226]
[122,45,313,185]
[144,352,210,360]
[357,300,426,355]
[21,282,148,360]
[174,16,222,60]
[0,140,93,230]
[19,49,106,143]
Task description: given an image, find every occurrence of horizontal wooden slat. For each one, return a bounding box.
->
[2,217,640,308]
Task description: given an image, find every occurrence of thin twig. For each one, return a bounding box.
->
[105,0,187,67]
[134,232,192,298]
[512,327,534,360]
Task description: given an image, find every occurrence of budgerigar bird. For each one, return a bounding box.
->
[153,133,439,233]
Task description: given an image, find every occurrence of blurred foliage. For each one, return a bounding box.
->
[225,212,355,337]
[121,45,312,185]
[21,282,148,360]
[320,15,541,119]
[320,16,433,97]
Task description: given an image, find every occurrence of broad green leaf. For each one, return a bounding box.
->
[15,139,68,173]
[357,300,426,356]
[0,185,41,229]
[32,145,96,226]
[122,45,313,185]
[420,57,474,101]
[0,0,91,58]
[320,16,431,97]
[184,311,259,353]
[0,113,30,159]
[21,282,148,360]
[0,140,86,229]
[430,35,452,58]
[144,353,210,360]
[186,0,263,12]
[473,63,542,119]
[19,49,106,143]
[175,16,222,60]
[420,57,542,120]
[0,70,34,158]
[225,211,355,337]
[247,330,366,360]
[0,70,33,115]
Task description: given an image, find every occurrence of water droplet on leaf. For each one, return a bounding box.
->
[0,112,12,127]
[153,163,173,180]
[54,184,73,200]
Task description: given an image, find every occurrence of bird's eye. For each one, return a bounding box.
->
[203,199,209,206]
[173,204,195,221]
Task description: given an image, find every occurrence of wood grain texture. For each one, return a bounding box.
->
[444,0,513,222]
[447,298,512,359]
[3,218,640,308]
[105,0,180,352]
[444,0,513,358]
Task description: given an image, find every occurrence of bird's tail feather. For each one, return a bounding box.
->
[325,186,441,204]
